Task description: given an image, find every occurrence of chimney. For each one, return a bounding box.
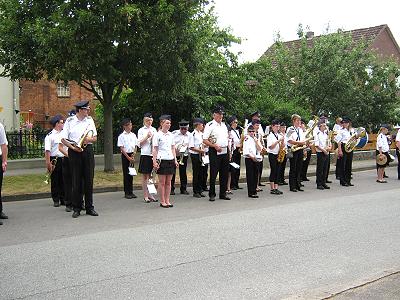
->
[306,31,314,39]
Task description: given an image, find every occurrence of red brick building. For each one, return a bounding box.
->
[19,80,99,129]
[261,24,400,62]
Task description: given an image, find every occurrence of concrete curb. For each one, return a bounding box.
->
[3,163,384,203]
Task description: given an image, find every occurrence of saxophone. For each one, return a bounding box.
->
[277,135,287,163]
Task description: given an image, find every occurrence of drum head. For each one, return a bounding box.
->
[376,153,388,166]
[355,133,369,149]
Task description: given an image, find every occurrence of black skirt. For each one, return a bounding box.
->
[157,159,176,175]
[138,155,153,174]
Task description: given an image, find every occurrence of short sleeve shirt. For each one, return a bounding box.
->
[376,133,389,152]
[44,129,64,157]
[138,126,157,156]
[117,131,138,153]
[266,132,280,154]
[0,123,8,156]
[153,131,174,160]
[62,115,97,144]
[203,120,229,154]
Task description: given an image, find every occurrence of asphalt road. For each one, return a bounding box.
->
[1,168,399,299]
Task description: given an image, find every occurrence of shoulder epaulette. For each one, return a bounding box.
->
[66,116,73,122]
[206,121,213,125]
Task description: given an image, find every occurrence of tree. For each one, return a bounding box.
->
[0,0,208,171]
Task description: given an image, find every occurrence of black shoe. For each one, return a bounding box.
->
[180,190,190,195]
[340,183,349,187]
[290,188,298,192]
[86,209,99,216]
[209,197,215,202]
[383,174,389,178]
[219,196,231,200]
[249,195,259,198]
[322,185,330,189]
[299,183,304,187]
[326,180,332,183]
[131,193,137,198]
[170,191,175,195]
[65,206,73,212]
[160,203,169,208]
[297,188,304,192]
[60,202,65,206]
[317,185,325,190]
[0,220,2,225]
[276,189,283,195]
[125,194,133,199]
[168,204,174,208]
[348,183,354,186]
[302,178,310,182]
[0,212,8,219]
[193,193,202,198]
[53,202,60,207]
[200,193,206,197]
[270,189,279,195]
[259,183,266,186]
[72,211,80,218]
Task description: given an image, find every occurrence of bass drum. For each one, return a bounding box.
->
[355,132,369,149]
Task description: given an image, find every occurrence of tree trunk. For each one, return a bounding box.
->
[103,97,114,172]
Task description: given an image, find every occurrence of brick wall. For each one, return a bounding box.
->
[19,80,98,129]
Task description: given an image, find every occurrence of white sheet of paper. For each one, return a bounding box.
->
[202,155,210,165]
[229,162,240,169]
[147,183,157,195]
[128,167,137,176]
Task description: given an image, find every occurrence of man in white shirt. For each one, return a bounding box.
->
[335,117,353,187]
[171,120,190,195]
[189,117,207,198]
[0,121,9,224]
[203,106,230,201]
[117,118,138,199]
[376,125,390,183]
[44,114,65,207]
[62,100,98,218]
[314,122,331,190]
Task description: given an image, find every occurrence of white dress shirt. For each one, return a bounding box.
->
[203,120,229,155]
[335,128,351,144]
[45,129,64,157]
[62,115,97,144]
[231,128,241,148]
[153,131,174,160]
[376,133,390,152]
[0,123,8,156]
[243,135,262,161]
[138,126,157,156]
[117,131,138,153]
[173,130,190,156]
[314,130,328,152]
[266,132,280,154]
[189,129,204,154]
[286,126,304,147]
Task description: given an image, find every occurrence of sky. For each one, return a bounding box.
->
[213,0,400,63]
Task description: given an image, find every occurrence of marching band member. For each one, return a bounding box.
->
[333,117,343,180]
[335,117,354,187]
[300,120,312,182]
[267,120,284,195]
[287,114,306,192]
[61,100,98,218]
[243,125,263,198]
[203,106,230,201]
[44,114,65,207]
[226,125,235,194]
[189,118,207,198]
[376,124,390,183]
[252,119,265,191]
[138,113,158,203]
[277,122,288,186]
[171,120,190,195]
[228,116,241,191]
[0,121,8,225]
[152,115,177,208]
[117,118,138,199]
[314,122,331,190]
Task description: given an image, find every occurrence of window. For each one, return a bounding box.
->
[57,82,70,97]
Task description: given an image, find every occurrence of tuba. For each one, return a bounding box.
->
[345,127,366,153]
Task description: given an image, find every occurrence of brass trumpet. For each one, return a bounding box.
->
[44,158,58,184]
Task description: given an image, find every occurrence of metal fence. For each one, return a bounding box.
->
[6,130,118,159]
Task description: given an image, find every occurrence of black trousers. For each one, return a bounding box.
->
[316,152,329,186]
[121,153,134,195]
[301,150,312,180]
[62,157,72,207]
[0,155,3,213]
[268,153,280,183]
[289,150,303,190]
[171,155,188,192]
[230,148,241,189]
[278,155,287,183]
[201,161,208,192]
[338,144,353,185]
[50,156,64,204]
[326,153,331,181]
[69,145,95,212]
[245,158,258,196]
[191,153,202,194]
[397,149,400,179]
[209,148,229,198]
[257,160,264,185]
